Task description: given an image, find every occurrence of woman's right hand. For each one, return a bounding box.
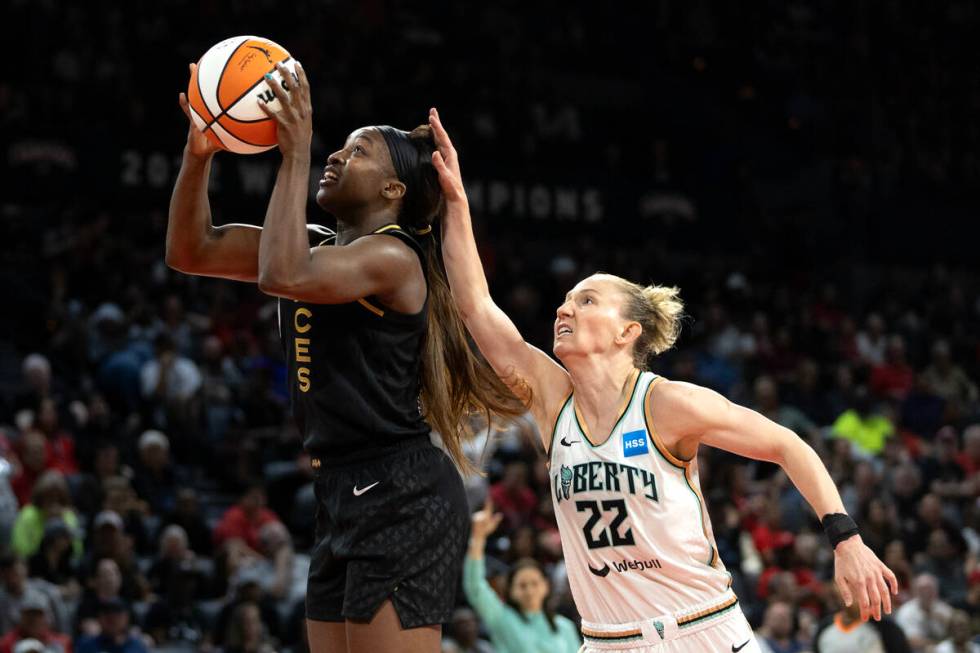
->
[179,63,221,159]
[429,107,467,206]
[471,496,503,542]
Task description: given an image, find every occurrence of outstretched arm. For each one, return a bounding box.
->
[429,109,569,432]
[649,381,899,623]
[166,64,261,282]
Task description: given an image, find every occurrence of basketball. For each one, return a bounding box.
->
[187,36,299,155]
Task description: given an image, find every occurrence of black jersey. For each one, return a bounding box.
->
[279,224,430,461]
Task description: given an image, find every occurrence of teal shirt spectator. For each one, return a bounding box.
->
[462,556,581,653]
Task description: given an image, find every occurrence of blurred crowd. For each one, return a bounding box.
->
[3,1,980,652]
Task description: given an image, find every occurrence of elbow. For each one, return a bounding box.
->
[257,270,296,296]
[453,292,488,325]
[256,272,282,295]
[773,426,807,467]
[165,247,192,273]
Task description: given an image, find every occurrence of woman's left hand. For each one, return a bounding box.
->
[429,107,468,205]
[833,535,899,622]
[260,61,313,159]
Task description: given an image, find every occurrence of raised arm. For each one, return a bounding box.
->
[650,381,899,622]
[253,62,420,304]
[429,108,570,430]
[463,498,507,628]
[166,64,262,282]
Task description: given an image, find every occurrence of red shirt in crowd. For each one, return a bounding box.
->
[212,505,281,551]
[489,482,536,530]
[0,627,72,653]
[870,363,914,400]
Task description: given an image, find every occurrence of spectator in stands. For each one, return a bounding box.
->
[157,488,212,557]
[871,335,915,401]
[489,460,536,532]
[0,438,19,547]
[213,484,280,554]
[813,589,910,652]
[11,354,54,418]
[222,601,275,653]
[757,601,805,653]
[753,375,822,445]
[131,430,177,515]
[210,569,281,648]
[856,313,887,367]
[142,559,208,649]
[463,500,581,653]
[74,558,132,638]
[28,519,79,598]
[442,607,493,653]
[11,431,51,507]
[147,524,194,594]
[72,441,125,517]
[91,305,147,415]
[199,334,243,442]
[9,639,46,653]
[253,521,306,605]
[0,591,71,653]
[923,427,969,500]
[921,341,978,418]
[140,333,201,405]
[100,476,150,555]
[0,555,69,637]
[140,332,201,434]
[936,609,979,653]
[904,494,966,560]
[75,598,147,653]
[831,386,895,456]
[895,573,953,652]
[859,497,901,558]
[32,400,77,476]
[917,529,969,606]
[78,513,148,604]
[11,471,82,561]
[957,425,980,477]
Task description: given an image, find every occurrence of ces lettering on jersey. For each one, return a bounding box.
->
[622,429,649,457]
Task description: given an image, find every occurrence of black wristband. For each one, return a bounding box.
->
[822,513,859,549]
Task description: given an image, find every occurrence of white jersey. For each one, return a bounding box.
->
[550,371,732,625]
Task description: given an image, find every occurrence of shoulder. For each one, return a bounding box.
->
[647,379,729,426]
[351,232,422,271]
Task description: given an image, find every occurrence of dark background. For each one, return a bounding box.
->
[1,1,978,651]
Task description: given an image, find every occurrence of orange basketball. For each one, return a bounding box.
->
[187,36,299,155]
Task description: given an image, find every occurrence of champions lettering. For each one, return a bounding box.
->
[294,307,312,392]
[554,462,658,503]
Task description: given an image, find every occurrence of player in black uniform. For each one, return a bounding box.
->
[167,62,523,652]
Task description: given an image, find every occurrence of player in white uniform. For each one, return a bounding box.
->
[428,108,898,652]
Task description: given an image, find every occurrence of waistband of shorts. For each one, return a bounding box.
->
[580,589,740,648]
[309,435,433,470]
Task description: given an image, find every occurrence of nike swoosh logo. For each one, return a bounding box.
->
[588,563,610,577]
[732,639,750,652]
[353,481,380,496]
[560,437,580,446]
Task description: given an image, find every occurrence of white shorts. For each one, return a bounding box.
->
[578,591,762,653]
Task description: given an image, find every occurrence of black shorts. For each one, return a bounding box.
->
[305,439,470,628]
